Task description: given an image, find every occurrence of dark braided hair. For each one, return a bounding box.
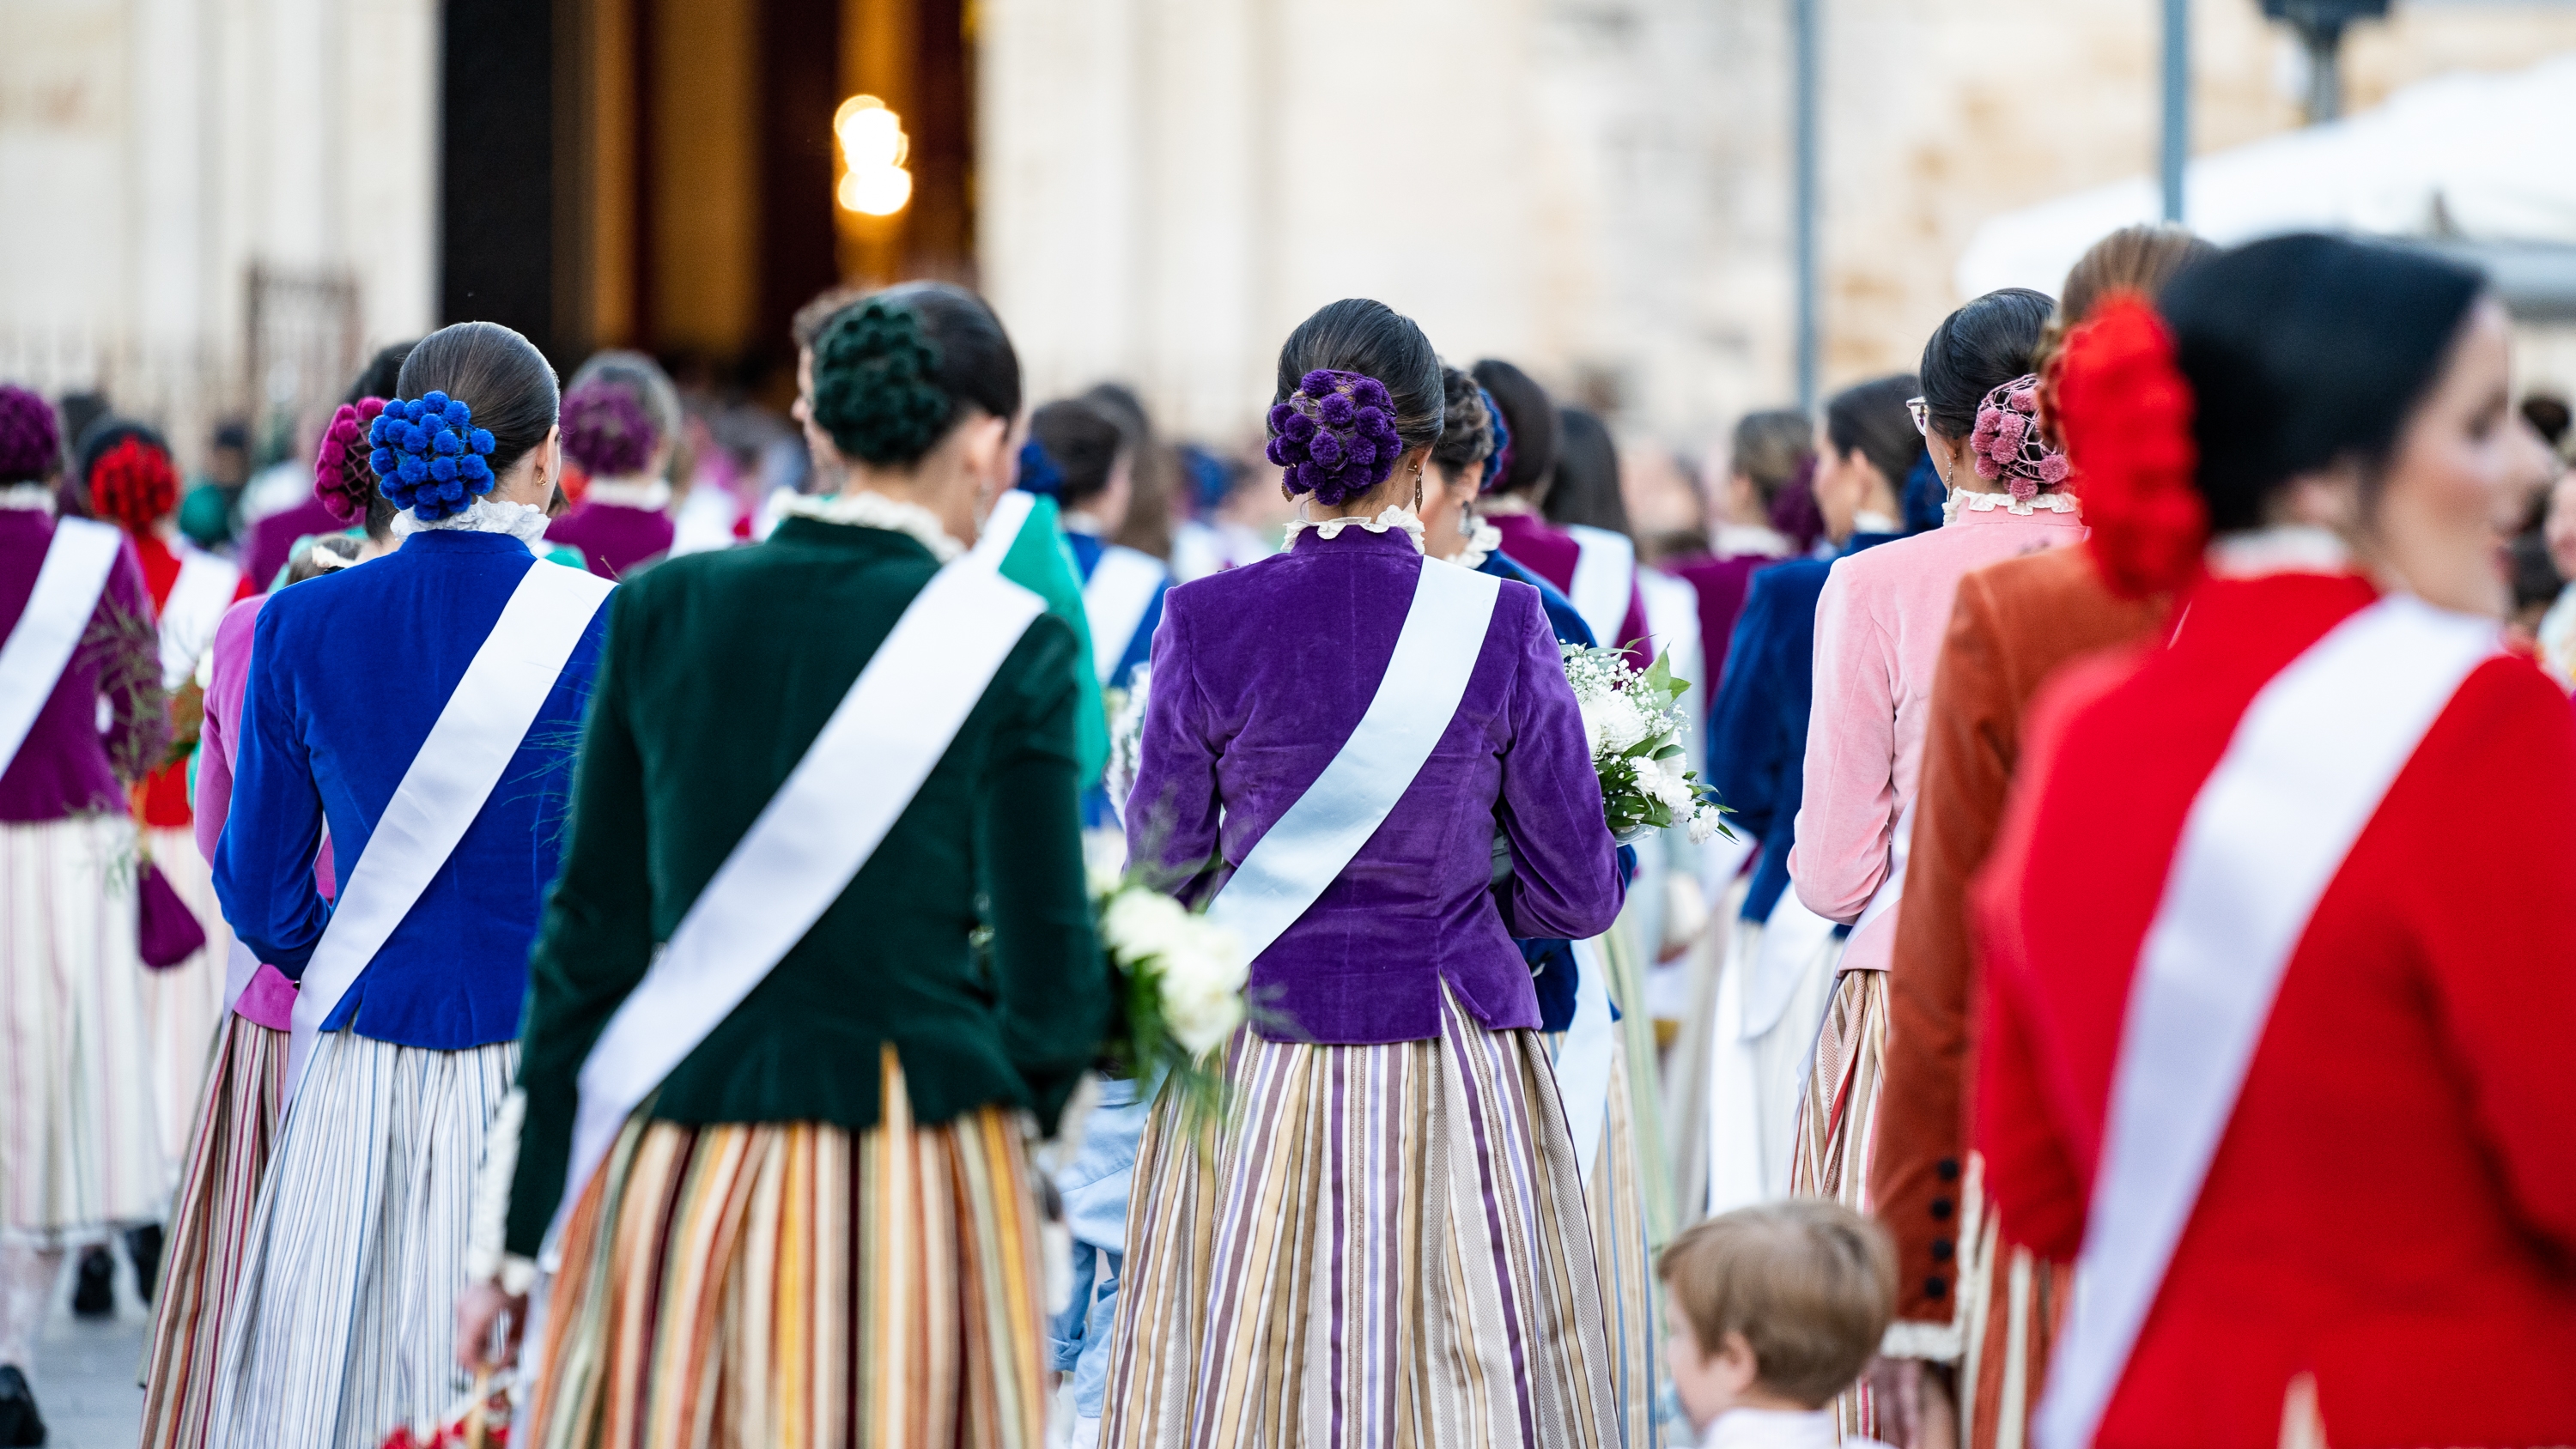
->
[1432,366,1493,477]
[811,282,1022,469]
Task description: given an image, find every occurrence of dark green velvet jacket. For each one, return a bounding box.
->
[505,516,1109,1256]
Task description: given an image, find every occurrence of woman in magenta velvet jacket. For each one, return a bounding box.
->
[1102,301,1625,1449]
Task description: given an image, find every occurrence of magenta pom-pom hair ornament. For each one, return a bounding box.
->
[0,384,59,484]
[368,391,498,521]
[1967,373,2070,504]
[314,397,388,524]
[1264,368,1404,508]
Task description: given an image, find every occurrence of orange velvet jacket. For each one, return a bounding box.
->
[1870,543,2166,1325]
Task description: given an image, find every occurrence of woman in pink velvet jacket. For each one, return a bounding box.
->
[1781,288,2081,1429]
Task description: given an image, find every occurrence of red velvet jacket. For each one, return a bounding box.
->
[1973,570,2576,1448]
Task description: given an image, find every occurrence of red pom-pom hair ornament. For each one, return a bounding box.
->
[2055,294,2207,600]
[88,435,179,533]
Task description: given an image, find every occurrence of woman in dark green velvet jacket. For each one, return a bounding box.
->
[462,282,1109,1449]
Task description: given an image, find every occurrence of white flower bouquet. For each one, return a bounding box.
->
[1089,862,1250,1127]
[1562,643,1734,846]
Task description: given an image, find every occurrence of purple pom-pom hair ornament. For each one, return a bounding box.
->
[367,390,500,521]
[1265,368,1405,508]
[560,380,659,478]
[313,397,389,524]
[0,384,61,486]
[1966,373,2068,504]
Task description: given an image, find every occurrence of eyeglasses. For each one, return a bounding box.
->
[1905,397,1930,437]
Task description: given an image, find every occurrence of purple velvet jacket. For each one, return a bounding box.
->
[1126,524,1622,1046]
[547,500,675,580]
[1,508,162,822]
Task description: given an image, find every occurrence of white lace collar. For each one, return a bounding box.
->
[1942,488,2080,524]
[392,498,553,545]
[2206,524,2352,579]
[1852,508,1905,537]
[1286,505,1425,552]
[580,477,671,511]
[1446,515,1504,571]
[0,483,56,514]
[777,488,965,562]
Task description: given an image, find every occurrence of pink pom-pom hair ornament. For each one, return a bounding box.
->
[315,397,389,524]
[1967,373,2069,504]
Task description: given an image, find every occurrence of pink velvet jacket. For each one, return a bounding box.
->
[1788,500,2081,973]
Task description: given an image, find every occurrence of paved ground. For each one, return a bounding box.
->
[24,1250,149,1449]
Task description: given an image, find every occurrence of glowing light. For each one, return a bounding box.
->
[835,94,912,216]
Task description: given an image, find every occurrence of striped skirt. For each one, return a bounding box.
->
[207,1031,518,1449]
[1585,1029,1662,1449]
[0,815,167,1239]
[1101,984,1620,1449]
[138,825,233,1191]
[1953,1158,2072,1449]
[138,1013,287,1449]
[1788,965,1889,1439]
[524,1045,1049,1449]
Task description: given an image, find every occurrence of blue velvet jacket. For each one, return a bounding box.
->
[217,531,610,1048]
[1704,531,1899,924]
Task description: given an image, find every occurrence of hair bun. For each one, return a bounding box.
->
[1014,438,1066,496]
[368,392,497,520]
[315,398,388,524]
[561,379,660,477]
[812,298,953,466]
[0,385,58,484]
[89,435,179,531]
[1265,368,1402,507]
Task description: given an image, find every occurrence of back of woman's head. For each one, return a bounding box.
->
[2163,234,2484,533]
[1024,397,1127,506]
[2060,225,2218,327]
[1730,409,1814,507]
[0,385,61,487]
[811,282,1021,468]
[1920,288,2055,439]
[395,321,561,483]
[563,351,683,479]
[79,419,179,532]
[1825,375,1925,494]
[1546,408,1631,537]
[1472,359,1560,501]
[1267,299,1442,508]
[1432,366,1494,476]
[1272,300,1442,451]
[345,342,416,408]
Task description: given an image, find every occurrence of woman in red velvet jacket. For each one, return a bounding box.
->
[1972,234,2576,1449]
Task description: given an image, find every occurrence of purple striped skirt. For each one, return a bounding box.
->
[1101,984,1620,1449]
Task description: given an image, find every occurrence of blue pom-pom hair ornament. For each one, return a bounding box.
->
[1263,367,1404,509]
[1014,437,1066,497]
[367,389,498,521]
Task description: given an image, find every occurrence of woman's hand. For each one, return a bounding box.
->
[455,1278,528,1373]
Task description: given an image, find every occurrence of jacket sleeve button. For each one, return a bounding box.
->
[1936,1157,1961,1181]
[1930,1197,1953,1220]
[1931,1239,1953,1261]
[1924,1277,1948,1299]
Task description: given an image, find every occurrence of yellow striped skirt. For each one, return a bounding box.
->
[1789,964,1890,1440]
[526,1046,1048,1449]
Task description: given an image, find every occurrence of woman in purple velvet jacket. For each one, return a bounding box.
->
[1101,300,1627,1449]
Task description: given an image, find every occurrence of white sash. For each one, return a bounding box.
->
[1203,558,1502,965]
[159,546,240,690]
[284,560,616,1105]
[2035,595,2499,1449]
[1082,543,1166,686]
[974,487,1037,567]
[546,558,1046,1249]
[0,518,122,780]
[1743,882,1839,1039]
[1565,524,1636,652]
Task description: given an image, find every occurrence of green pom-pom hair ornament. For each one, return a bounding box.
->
[811,299,954,467]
